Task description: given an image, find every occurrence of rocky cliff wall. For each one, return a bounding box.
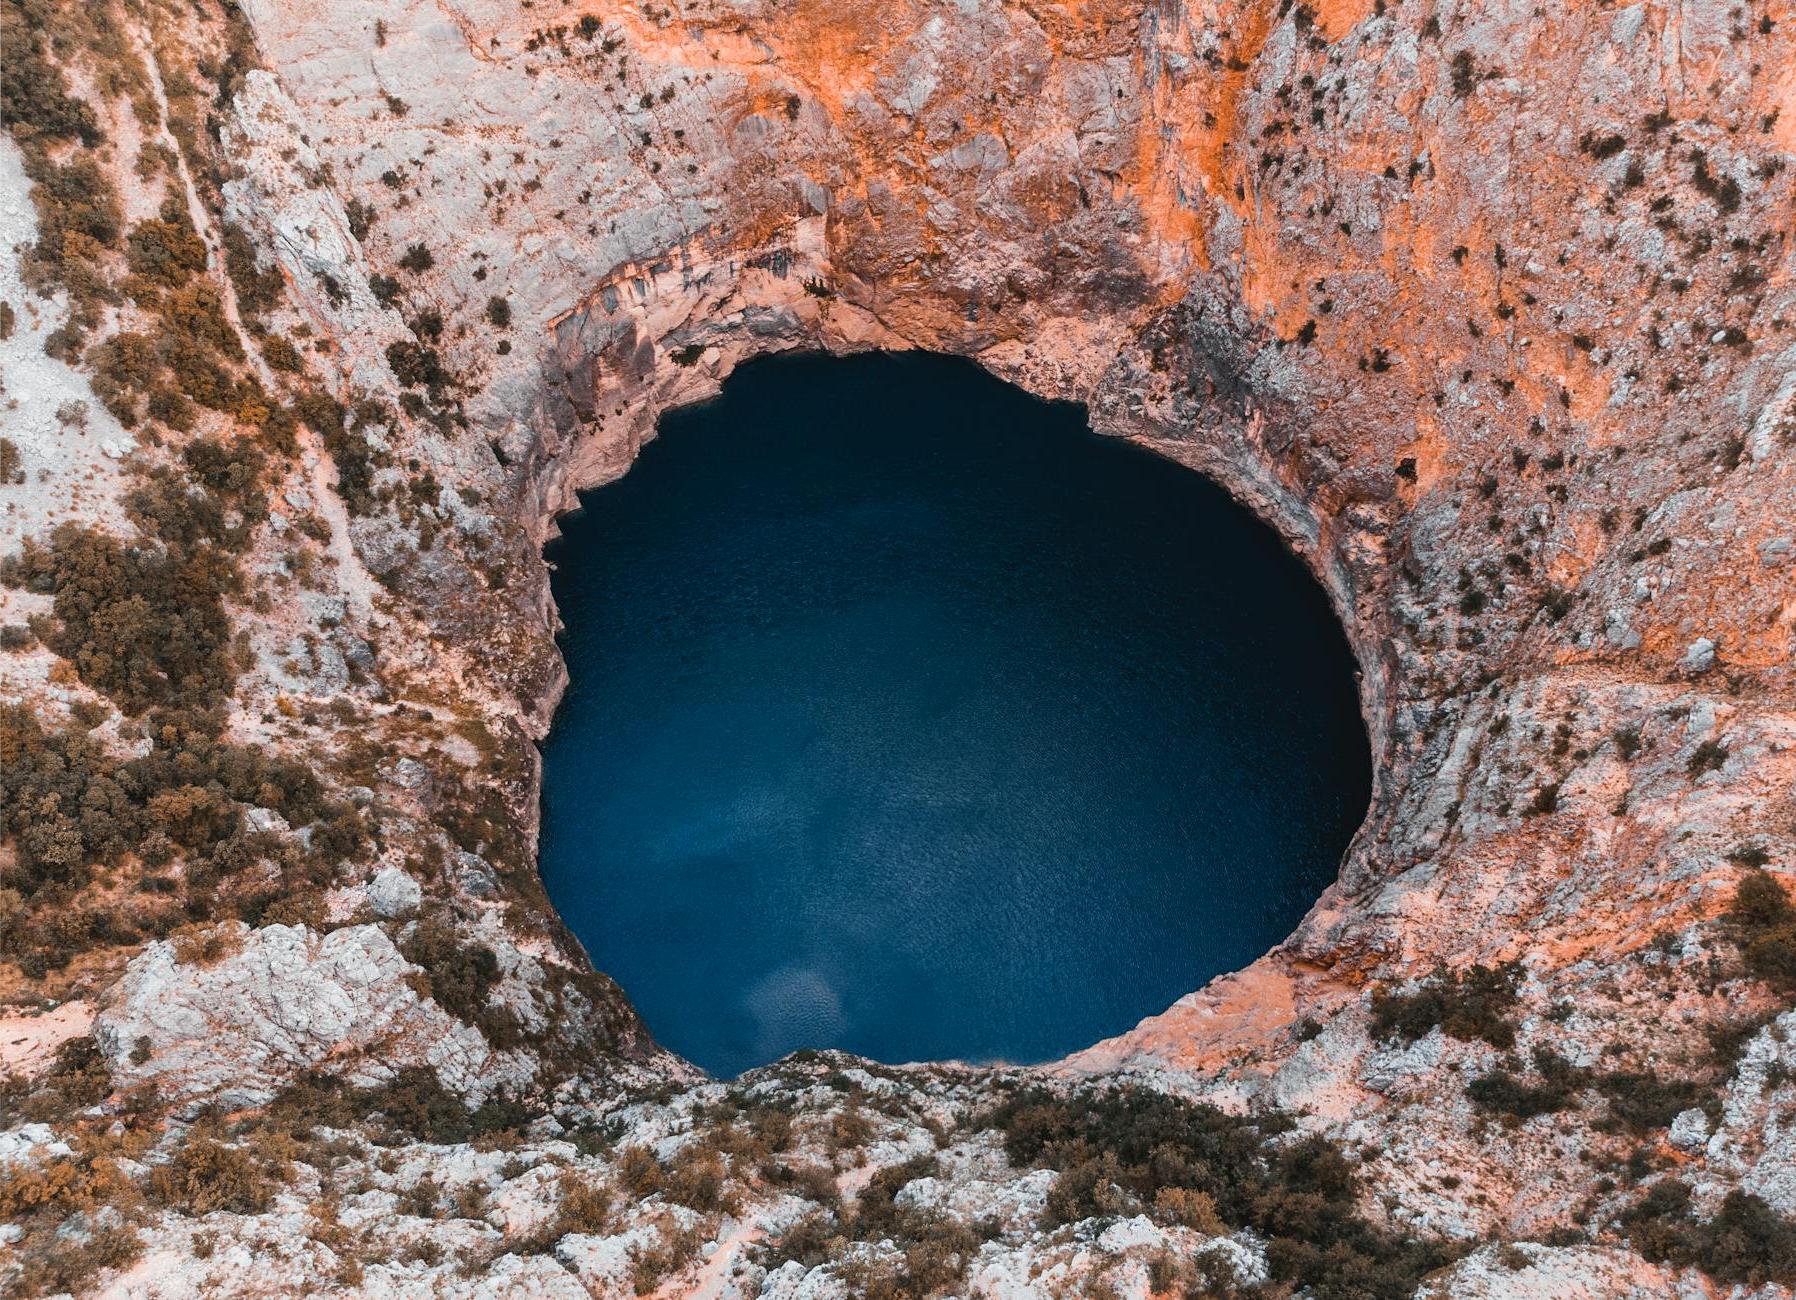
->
[2,0,1795,1293]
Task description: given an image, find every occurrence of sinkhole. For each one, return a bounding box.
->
[539,352,1370,1077]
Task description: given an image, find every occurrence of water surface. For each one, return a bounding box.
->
[540,352,1368,1077]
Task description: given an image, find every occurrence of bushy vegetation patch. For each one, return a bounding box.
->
[978,1086,1458,1300]
[0,0,105,147]
[5,523,241,712]
[1,436,268,715]
[1623,1181,1796,1285]
[0,1038,112,1126]
[1466,1049,1585,1119]
[846,1157,984,1297]
[5,1222,142,1299]
[147,1133,278,1216]
[0,701,359,972]
[399,915,527,1048]
[0,1145,143,1297]
[1591,1069,1711,1135]
[1727,868,1796,992]
[1,0,130,355]
[221,221,284,320]
[286,390,395,517]
[261,1066,529,1148]
[1466,1048,1712,1134]
[124,201,209,297]
[2,0,302,437]
[760,1154,982,1298]
[1370,962,1522,1048]
[0,1035,150,1295]
[86,271,265,431]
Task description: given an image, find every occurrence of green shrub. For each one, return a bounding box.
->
[363,1066,478,1143]
[1593,1070,1710,1135]
[1728,869,1796,991]
[555,1171,614,1235]
[660,1144,733,1213]
[980,1085,1457,1300]
[0,697,326,906]
[760,1208,837,1270]
[88,331,157,426]
[304,395,390,517]
[1687,739,1728,778]
[1449,51,1477,98]
[0,0,105,146]
[260,334,302,372]
[7,1223,141,1299]
[30,1037,112,1112]
[345,198,376,240]
[23,154,123,288]
[124,201,208,293]
[315,1066,540,1146]
[400,915,524,1047]
[83,277,253,429]
[762,1155,976,1298]
[1468,1048,1713,1132]
[1467,1050,1587,1119]
[1623,1182,1796,1285]
[221,222,283,319]
[629,1222,705,1294]
[386,339,447,390]
[0,428,270,717]
[1370,963,1521,1048]
[1042,1150,1134,1226]
[2,524,237,713]
[1707,1012,1777,1073]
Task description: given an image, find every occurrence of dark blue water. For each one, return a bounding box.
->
[540,352,1368,1077]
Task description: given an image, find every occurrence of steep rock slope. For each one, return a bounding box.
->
[2,0,1795,1293]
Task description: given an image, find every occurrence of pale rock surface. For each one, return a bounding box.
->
[366,866,423,918]
[92,924,528,1109]
[1700,1010,1796,1214]
[1414,1244,1706,1297]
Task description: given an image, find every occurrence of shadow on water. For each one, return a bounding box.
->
[539,351,1370,1077]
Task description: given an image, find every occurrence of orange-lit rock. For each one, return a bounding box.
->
[3,0,1794,1290]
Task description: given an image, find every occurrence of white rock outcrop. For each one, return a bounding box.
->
[367,866,424,918]
[93,923,529,1109]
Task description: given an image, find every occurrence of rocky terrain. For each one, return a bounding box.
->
[2,0,1795,1294]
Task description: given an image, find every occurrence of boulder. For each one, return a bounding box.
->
[367,867,423,919]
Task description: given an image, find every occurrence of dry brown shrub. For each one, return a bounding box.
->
[555,1170,615,1236]
[148,1136,276,1215]
[169,923,244,968]
[1154,1185,1224,1233]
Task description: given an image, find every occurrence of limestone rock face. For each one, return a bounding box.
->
[93,925,527,1110]
[5,0,1796,1291]
[366,867,423,919]
[1418,1243,1691,1298]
